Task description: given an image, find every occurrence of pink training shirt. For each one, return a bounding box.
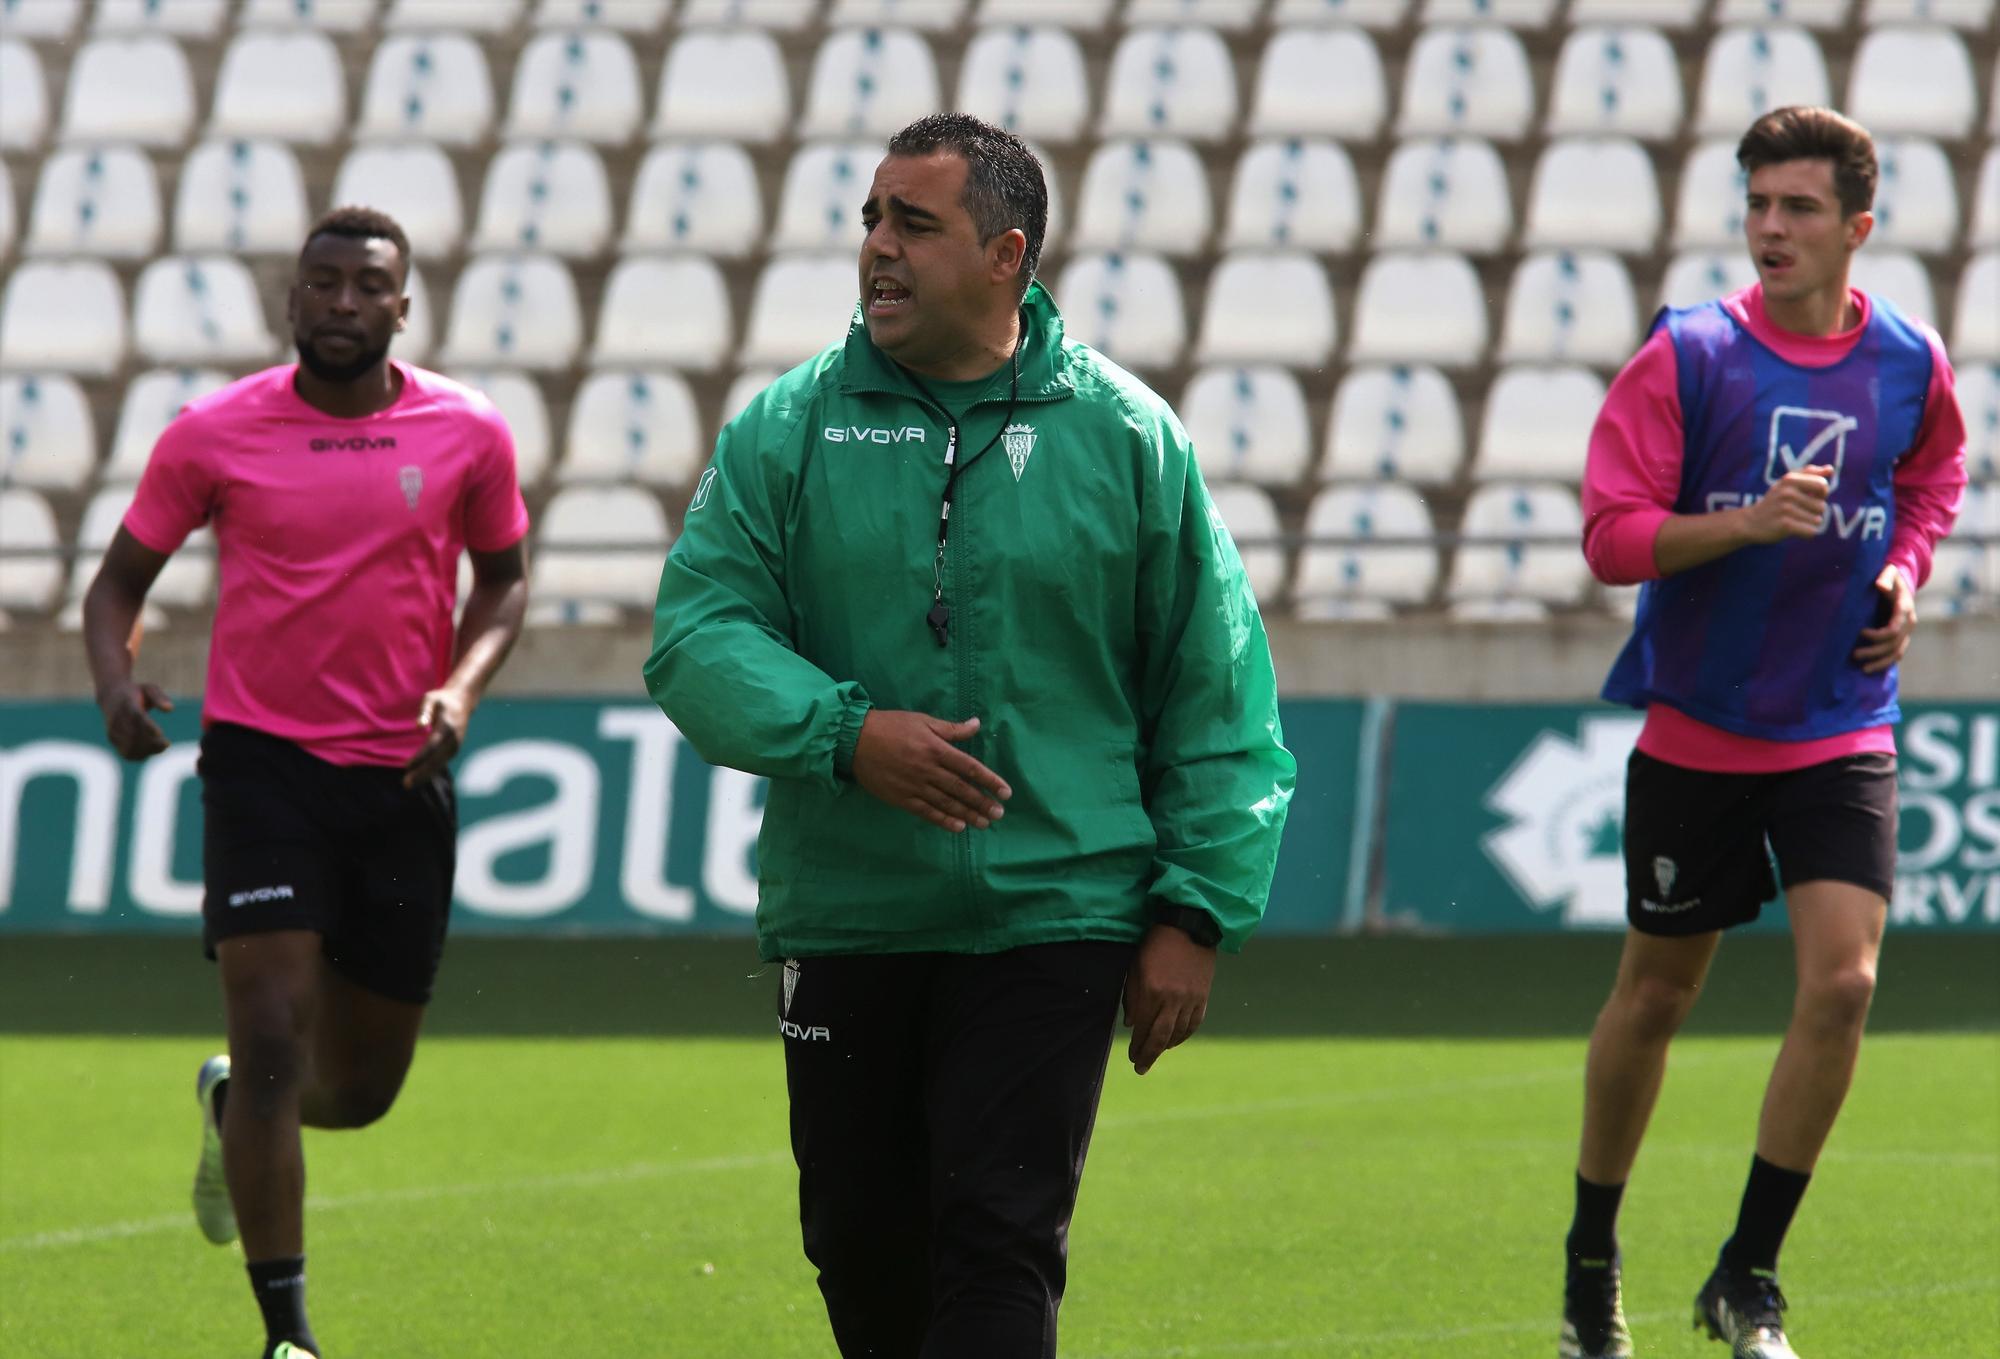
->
[1582,284,1967,773]
[125,362,530,767]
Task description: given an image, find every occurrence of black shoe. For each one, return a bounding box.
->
[1561,1249,1633,1358]
[1694,1257,1799,1358]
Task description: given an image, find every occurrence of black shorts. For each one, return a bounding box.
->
[199,721,456,1004]
[1623,749,1898,936]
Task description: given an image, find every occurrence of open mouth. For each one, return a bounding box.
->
[1760,251,1794,274]
[867,278,912,314]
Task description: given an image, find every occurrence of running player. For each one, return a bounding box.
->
[82,207,530,1359]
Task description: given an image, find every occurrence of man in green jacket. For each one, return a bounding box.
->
[643,113,1294,1359]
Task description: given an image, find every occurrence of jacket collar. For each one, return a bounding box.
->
[838,279,1075,404]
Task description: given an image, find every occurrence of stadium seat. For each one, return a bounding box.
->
[1247,27,1387,141]
[0,260,126,375]
[1347,252,1488,369]
[1972,148,2000,250]
[238,0,378,31]
[1193,252,1336,368]
[1869,137,1958,256]
[471,141,614,258]
[0,0,80,38]
[440,254,582,370]
[560,369,703,486]
[1295,482,1438,609]
[1222,138,1362,254]
[1206,483,1285,606]
[1658,250,1758,310]
[1323,365,1465,483]
[0,164,13,261]
[973,0,1114,29]
[357,34,495,148]
[1374,137,1513,256]
[0,488,62,615]
[1958,363,2000,481]
[955,25,1090,144]
[1672,140,1746,250]
[623,141,763,258]
[531,484,671,614]
[1128,0,1262,26]
[25,145,162,259]
[1715,0,1849,26]
[106,367,231,479]
[1694,27,1830,137]
[1268,0,1410,25]
[1545,26,1684,140]
[1473,365,1605,481]
[771,141,883,253]
[442,369,552,485]
[1099,26,1238,143]
[679,0,817,26]
[1846,27,1977,139]
[132,256,277,365]
[210,30,346,145]
[1920,541,1998,617]
[1498,250,1638,366]
[506,30,644,144]
[799,28,941,140]
[1848,248,1935,326]
[1,373,95,491]
[173,140,309,255]
[385,0,524,29]
[61,36,196,147]
[594,254,734,371]
[653,28,789,144]
[741,254,858,368]
[722,367,780,424]
[398,265,436,364]
[532,0,669,28]
[1179,366,1312,486]
[1421,0,1557,25]
[1073,139,1211,258]
[1052,251,1185,370]
[1952,252,1999,360]
[1862,0,1993,26]
[91,0,228,35]
[1448,482,1588,607]
[330,143,464,259]
[1523,137,1661,253]
[830,0,968,27]
[0,40,47,151]
[1397,26,1534,141]
[1569,0,1700,24]
[70,483,214,613]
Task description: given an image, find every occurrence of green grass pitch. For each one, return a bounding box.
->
[2,935,1994,1358]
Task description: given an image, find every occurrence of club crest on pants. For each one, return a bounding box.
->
[783,958,800,1017]
[1654,856,1677,900]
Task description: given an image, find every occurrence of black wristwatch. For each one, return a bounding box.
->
[1151,903,1222,949]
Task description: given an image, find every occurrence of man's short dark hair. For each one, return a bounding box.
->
[1737,106,1878,218]
[886,113,1048,299]
[302,205,413,283]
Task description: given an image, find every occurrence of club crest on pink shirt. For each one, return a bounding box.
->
[399,465,423,510]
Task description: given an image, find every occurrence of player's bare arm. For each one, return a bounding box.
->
[849,709,1012,832]
[83,526,176,761]
[403,540,528,788]
[1652,463,1833,577]
[1122,923,1217,1076]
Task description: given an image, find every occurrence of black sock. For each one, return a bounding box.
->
[1720,1154,1812,1275]
[1566,1171,1626,1265]
[246,1255,317,1354]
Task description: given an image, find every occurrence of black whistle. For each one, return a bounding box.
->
[926,601,951,646]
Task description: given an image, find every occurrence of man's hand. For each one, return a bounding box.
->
[98,681,173,761]
[403,686,473,788]
[850,710,1011,832]
[1854,563,1917,674]
[1122,923,1217,1076]
[1741,464,1833,544]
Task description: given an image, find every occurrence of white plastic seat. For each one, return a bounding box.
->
[1296,483,1438,608]
[329,143,464,258]
[1193,252,1336,368]
[1715,0,1849,25]
[1248,27,1386,140]
[1207,483,1285,606]
[1348,251,1488,369]
[653,29,789,144]
[721,368,780,424]
[0,260,126,375]
[975,0,1113,24]
[1125,0,1261,26]
[680,0,817,30]
[1374,137,1513,256]
[106,367,231,478]
[1954,363,1999,481]
[506,30,643,144]
[531,484,671,611]
[173,140,308,255]
[1323,364,1464,483]
[533,0,669,28]
[1,373,95,491]
[132,256,276,364]
[238,0,378,32]
[0,0,81,38]
[798,27,940,140]
[1862,0,1993,26]
[471,141,613,258]
[396,265,435,365]
[357,34,495,148]
[1569,0,1701,24]
[0,164,14,260]
[1972,148,2000,251]
[1846,26,1977,139]
[1658,251,1760,310]
[955,25,1090,144]
[1053,252,1185,370]
[1222,139,1361,254]
[1269,0,1410,24]
[442,369,551,485]
[1672,140,1747,251]
[1849,249,1936,326]
[0,488,63,614]
[772,141,884,253]
[1499,250,1638,366]
[739,254,858,368]
[1180,367,1312,486]
[1473,366,1605,481]
[441,254,582,370]
[210,30,345,145]
[385,0,524,28]
[1073,139,1210,258]
[1546,26,1683,140]
[595,254,735,371]
[1919,541,1998,618]
[25,145,161,258]
[1695,27,1830,137]
[623,141,763,258]
[1397,26,1534,141]
[61,36,195,147]
[92,0,228,35]
[71,483,214,611]
[560,369,703,486]
[1523,137,1660,253]
[1421,0,1556,23]
[1099,26,1238,143]
[1868,137,1958,257]
[830,0,968,27]
[1449,482,1587,606]
[1952,253,1999,360]
[0,39,49,151]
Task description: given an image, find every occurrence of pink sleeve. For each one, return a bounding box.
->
[122,409,216,554]
[462,399,530,554]
[1581,330,1683,586]
[1885,332,1968,590]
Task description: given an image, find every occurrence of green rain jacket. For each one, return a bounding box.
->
[643,281,1294,960]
